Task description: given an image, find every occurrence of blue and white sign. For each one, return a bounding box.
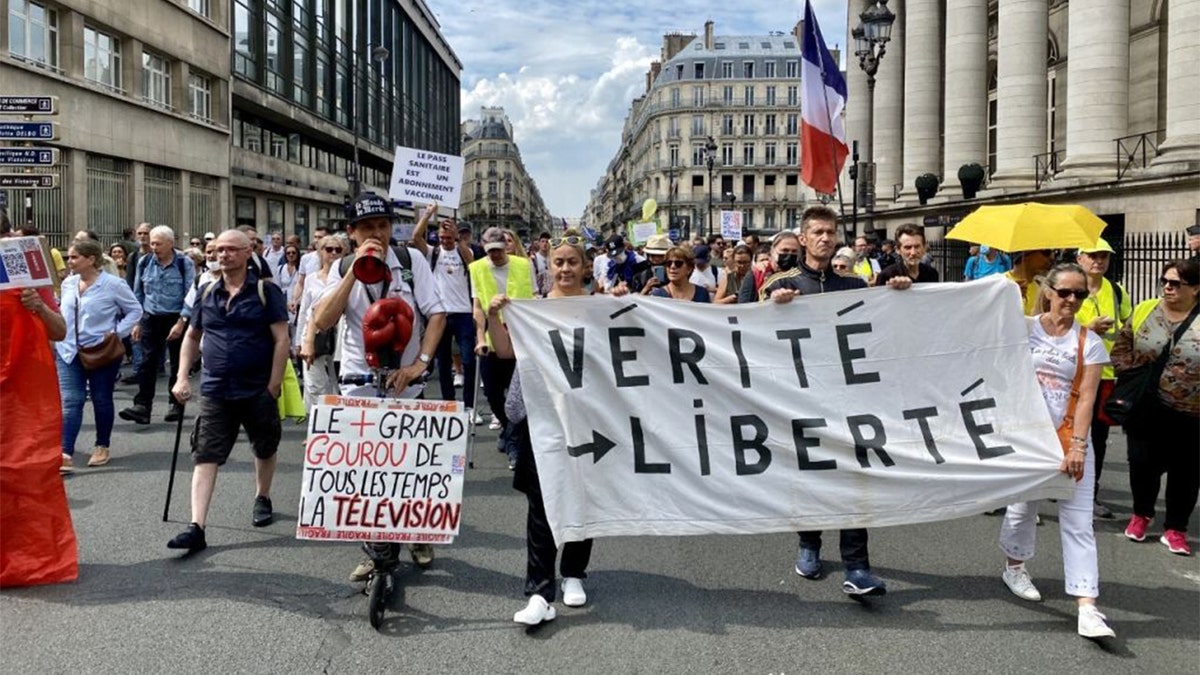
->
[0,96,58,115]
[0,148,58,166]
[0,122,58,140]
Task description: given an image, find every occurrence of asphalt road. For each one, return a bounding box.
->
[2,376,1197,674]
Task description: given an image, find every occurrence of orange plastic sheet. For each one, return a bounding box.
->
[0,290,79,587]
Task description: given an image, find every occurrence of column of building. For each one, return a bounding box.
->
[989,0,1048,190]
[1058,0,1129,178]
[1152,0,1200,169]
[871,0,904,207]
[844,1,871,170]
[941,0,988,193]
[899,0,941,201]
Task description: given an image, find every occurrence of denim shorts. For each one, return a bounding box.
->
[191,392,281,465]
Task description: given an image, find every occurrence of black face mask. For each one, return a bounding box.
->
[775,253,799,271]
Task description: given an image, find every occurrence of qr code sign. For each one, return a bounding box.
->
[2,249,30,277]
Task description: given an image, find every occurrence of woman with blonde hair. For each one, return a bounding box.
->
[502,228,528,258]
[297,235,344,408]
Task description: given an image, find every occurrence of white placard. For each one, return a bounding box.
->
[389,146,464,209]
[631,221,659,245]
[0,236,54,291]
[720,210,743,240]
[503,276,1074,544]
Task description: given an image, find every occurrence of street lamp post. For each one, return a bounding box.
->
[704,135,718,238]
[724,192,737,233]
[349,43,391,196]
[666,159,676,238]
[852,0,896,236]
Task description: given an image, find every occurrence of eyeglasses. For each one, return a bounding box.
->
[324,246,343,253]
[832,264,849,271]
[190,240,202,246]
[1051,286,1089,300]
[215,245,249,254]
[1160,277,1193,289]
[551,235,586,247]
[664,259,689,269]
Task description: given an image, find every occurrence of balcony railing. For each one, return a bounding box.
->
[1116,129,1163,180]
[1034,149,1064,189]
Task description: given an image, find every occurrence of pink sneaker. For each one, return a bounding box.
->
[1124,515,1151,542]
[1160,529,1191,556]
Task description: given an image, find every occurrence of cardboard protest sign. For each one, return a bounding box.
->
[297,396,469,544]
[629,221,659,245]
[0,236,54,291]
[720,210,743,240]
[503,276,1074,544]
[389,146,464,209]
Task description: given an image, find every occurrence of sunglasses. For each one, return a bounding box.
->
[664,259,689,269]
[833,264,849,271]
[1160,277,1192,289]
[324,246,343,253]
[1050,286,1089,300]
[551,235,586,247]
[190,240,202,246]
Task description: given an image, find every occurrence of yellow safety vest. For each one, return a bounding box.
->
[853,258,874,283]
[469,255,534,348]
[1005,270,1041,316]
[1073,277,1133,380]
[1129,299,1160,335]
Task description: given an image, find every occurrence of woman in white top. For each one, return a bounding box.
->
[297,235,343,408]
[998,262,1115,640]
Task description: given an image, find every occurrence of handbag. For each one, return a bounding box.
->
[1104,304,1198,426]
[74,288,125,370]
[1055,326,1088,456]
[312,326,337,357]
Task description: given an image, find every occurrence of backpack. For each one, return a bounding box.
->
[136,249,190,289]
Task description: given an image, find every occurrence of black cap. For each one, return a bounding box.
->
[605,234,626,254]
[1187,224,1200,236]
[345,193,395,226]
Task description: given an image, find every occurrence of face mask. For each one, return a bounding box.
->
[206,260,220,271]
[612,252,627,265]
[775,253,799,271]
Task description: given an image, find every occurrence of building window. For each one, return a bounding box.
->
[190,173,219,233]
[268,199,285,231]
[721,143,734,165]
[765,114,777,135]
[743,86,754,105]
[694,62,704,79]
[786,141,798,166]
[691,115,705,136]
[742,145,755,166]
[766,86,778,106]
[670,88,681,106]
[765,143,777,166]
[84,26,122,92]
[142,52,172,109]
[669,145,679,166]
[787,86,798,106]
[86,155,131,232]
[188,73,212,121]
[987,69,997,175]
[721,61,733,78]
[235,196,256,227]
[722,86,733,104]
[743,61,754,78]
[234,0,255,78]
[742,114,755,135]
[786,113,798,135]
[187,0,210,17]
[265,9,285,94]
[692,144,706,166]
[786,60,798,78]
[722,114,734,135]
[764,61,776,78]
[8,0,59,70]
[144,165,181,226]
[1046,69,1058,153]
[692,86,705,106]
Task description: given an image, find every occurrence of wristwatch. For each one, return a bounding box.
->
[418,353,432,366]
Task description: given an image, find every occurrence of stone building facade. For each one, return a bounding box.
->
[459,107,549,238]
[847,0,1199,240]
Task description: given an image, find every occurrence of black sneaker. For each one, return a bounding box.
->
[252,496,273,527]
[164,406,184,423]
[119,404,151,425]
[1093,501,1114,519]
[167,523,207,552]
[120,373,139,385]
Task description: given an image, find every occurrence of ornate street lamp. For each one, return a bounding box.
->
[704,135,718,238]
[853,0,895,234]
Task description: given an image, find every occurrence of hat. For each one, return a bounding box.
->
[1078,238,1114,254]
[458,224,472,234]
[481,226,507,252]
[345,193,395,226]
[644,234,672,255]
[693,244,711,262]
[605,234,626,255]
[203,232,216,241]
[1187,224,1200,237]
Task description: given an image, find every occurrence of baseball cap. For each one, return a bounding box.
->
[1078,238,1114,254]
[1187,224,1200,237]
[203,232,216,241]
[605,235,626,255]
[694,244,711,262]
[345,193,395,226]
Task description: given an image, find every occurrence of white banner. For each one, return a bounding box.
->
[504,276,1074,544]
[389,146,464,209]
[296,396,469,544]
[720,210,743,240]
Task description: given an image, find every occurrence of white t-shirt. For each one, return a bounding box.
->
[690,265,717,290]
[321,246,444,398]
[428,246,472,314]
[298,250,320,277]
[1028,317,1109,428]
[264,246,285,272]
[295,267,333,348]
[592,254,610,292]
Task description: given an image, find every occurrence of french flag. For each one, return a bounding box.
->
[800,0,849,195]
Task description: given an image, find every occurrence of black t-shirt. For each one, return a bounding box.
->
[875,261,940,286]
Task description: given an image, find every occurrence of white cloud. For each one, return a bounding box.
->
[431,0,849,217]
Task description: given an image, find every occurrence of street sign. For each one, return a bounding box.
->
[0,96,58,115]
[0,148,58,166]
[0,174,58,189]
[0,122,58,140]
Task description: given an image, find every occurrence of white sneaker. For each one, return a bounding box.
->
[513,595,556,625]
[469,410,484,425]
[453,372,464,388]
[1078,604,1115,639]
[561,577,587,607]
[488,415,502,430]
[1002,564,1042,602]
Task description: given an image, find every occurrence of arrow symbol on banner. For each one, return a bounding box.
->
[567,431,616,463]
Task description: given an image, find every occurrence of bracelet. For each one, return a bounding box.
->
[1071,435,1087,443]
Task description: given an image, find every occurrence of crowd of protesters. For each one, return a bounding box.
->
[2,205,1197,642]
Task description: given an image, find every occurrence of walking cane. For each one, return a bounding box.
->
[467,348,485,469]
[162,402,187,522]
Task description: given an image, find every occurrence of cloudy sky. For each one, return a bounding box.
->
[430,1,850,219]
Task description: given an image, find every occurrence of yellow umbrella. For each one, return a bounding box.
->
[946,203,1107,252]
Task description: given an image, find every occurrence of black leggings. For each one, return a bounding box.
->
[1127,400,1200,532]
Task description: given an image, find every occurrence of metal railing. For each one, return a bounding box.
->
[1116,129,1164,180]
[1034,150,1064,189]
[1116,230,1188,304]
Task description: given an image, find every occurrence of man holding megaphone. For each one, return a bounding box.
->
[310,192,446,580]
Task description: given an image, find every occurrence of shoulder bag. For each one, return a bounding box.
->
[1104,304,1198,426]
[1055,326,1088,455]
[75,284,125,370]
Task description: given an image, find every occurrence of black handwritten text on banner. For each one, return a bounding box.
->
[504,276,1073,544]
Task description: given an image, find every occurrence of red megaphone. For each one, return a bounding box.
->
[352,253,391,285]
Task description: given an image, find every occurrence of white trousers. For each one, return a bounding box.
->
[999,450,1099,598]
[302,355,336,410]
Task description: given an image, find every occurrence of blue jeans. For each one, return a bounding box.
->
[435,312,476,409]
[56,352,122,455]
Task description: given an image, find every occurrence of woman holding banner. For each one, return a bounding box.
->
[486,230,623,626]
[998,262,1115,640]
